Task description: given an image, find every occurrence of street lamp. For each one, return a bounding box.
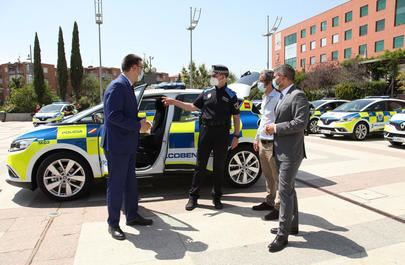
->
[262,16,282,69]
[94,0,103,102]
[186,7,201,89]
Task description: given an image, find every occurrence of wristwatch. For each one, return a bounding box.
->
[233,134,240,139]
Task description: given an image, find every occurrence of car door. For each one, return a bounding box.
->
[365,101,387,132]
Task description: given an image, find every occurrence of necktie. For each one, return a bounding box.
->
[275,90,283,111]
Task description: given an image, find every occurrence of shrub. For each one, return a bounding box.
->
[303,89,325,101]
[364,80,387,97]
[335,83,363,100]
[6,85,38,113]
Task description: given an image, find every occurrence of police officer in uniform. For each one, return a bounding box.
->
[162,65,241,210]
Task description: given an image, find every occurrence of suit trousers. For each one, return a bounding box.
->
[106,151,138,227]
[258,141,280,209]
[275,158,301,238]
[189,124,229,200]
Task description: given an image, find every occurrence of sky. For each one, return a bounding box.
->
[0,0,348,77]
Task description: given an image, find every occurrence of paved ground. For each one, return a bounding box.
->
[0,121,404,265]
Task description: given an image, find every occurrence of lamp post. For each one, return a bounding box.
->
[94,0,103,102]
[262,16,282,69]
[186,7,201,89]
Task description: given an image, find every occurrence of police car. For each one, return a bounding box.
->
[308,99,349,133]
[384,113,405,146]
[317,97,405,140]
[33,102,77,127]
[6,73,262,201]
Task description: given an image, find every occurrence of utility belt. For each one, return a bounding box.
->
[200,119,230,127]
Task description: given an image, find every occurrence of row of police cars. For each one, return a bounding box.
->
[5,71,405,201]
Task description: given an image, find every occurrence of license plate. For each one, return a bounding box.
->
[320,129,331,134]
[392,137,405,143]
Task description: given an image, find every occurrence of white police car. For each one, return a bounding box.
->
[33,102,77,127]
[384,113,405,146]
[6,73,262,201]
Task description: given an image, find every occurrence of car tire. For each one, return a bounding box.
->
[37,152,92,201]
[389,141,403,146]
[226,145,261,188]
[323,134,334,138]
[309,118,319,134]
[352,122,368,141]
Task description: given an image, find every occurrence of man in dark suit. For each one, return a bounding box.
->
[265,64,309,252]
[102,54,153,241]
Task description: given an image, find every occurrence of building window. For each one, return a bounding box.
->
[376,19,385,32]
[332,34,339,44]
[360,5,368,17]
[310,25,316,35]
[320,38,327,47]
[301,44,307,52]
[43,67,48,74]
[284,33,297,46]
[377,0,386,11]
[345,11,353,22]
[301,29,306,38]
[285,58,297,68]
[310,56,316,65]
[359,44,367,57]
[300,58,306,68]
[321,21,327,31]
[393,35,404,48]
[320,54,327,63]
[332,51,339,61]
[344,48,352,59]
[359,24,368,36]
[332,16,339,27]
[310,41,316,50]
[375,40,384,52]
[395,0,405,26]
[344,29,352,40]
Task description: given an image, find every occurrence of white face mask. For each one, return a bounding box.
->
[210,77,219,86]
[257,82,265,92]
[272,78,280,90]
[137,69,144,82]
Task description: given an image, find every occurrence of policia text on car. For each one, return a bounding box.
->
[162,64,241,211]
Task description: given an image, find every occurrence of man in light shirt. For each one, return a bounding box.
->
[251,70,281,221]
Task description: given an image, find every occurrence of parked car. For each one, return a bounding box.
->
[384,113,405,146]
[308,99,349,133]
[6,72,262,201]
[32,102,77,127]
[317,97,405,140]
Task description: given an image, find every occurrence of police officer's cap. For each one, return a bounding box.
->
[209,64,229,76]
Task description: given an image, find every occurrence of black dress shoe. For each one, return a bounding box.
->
[185,198,198,211]
[213,198,223,209]
[270,227,299,235]
[268,236,288,252]
[126,214,153,226]
[264,209,279,221]
[108,225,126,240]
[252,202,274,211]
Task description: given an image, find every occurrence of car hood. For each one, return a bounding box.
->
[34,112,61,118]
[228,71,260,99]
[390,113,405,122]
[320,112,359,120]
[15,125,58,141]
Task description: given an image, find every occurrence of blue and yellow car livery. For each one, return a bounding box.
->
[308,99,349,133]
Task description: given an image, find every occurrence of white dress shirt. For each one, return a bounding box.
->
[256,89,280,141]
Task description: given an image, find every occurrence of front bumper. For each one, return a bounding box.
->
[5,165,33,189]
[384,125,405,143]
[317,121,354,135]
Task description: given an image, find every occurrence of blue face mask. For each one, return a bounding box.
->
[257,82,265,92]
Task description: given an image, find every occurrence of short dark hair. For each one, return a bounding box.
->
[274,64,295,81]
[261,69,274,82]
[121,54,142,72]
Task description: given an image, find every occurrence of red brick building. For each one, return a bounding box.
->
[272,0,405,71]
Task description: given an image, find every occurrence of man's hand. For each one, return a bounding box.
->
[162,97,175,106]
[140,119,152,133]
[265,123,276,135]
[231,137,238,150]
[253,139,259,152]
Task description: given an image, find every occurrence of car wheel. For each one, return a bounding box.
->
[389,141,403,146]
[37,152,92,201]
[226,145,261,188]
[352,122,368,141]
[323,134,334,138]
[309,118,319,134]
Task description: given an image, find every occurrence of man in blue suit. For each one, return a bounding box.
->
[102,54,153,241]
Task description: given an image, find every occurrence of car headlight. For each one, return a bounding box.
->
[9,138,36,152]
[339,116,355,122]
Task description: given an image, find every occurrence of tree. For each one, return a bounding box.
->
[33,32,46,104]
[70,21,83,100]
[57,26,68,101]
[302,62,341,96]
[6,84,37,113]
[78,74,100,109]
[397,71,405,94]
[9,76,25,89]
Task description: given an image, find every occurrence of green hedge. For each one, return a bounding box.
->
[304,89,325,101]
[335,81,387,100]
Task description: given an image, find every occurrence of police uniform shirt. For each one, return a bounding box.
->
[193,85,240,125]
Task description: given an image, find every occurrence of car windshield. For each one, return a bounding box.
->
[333,99,374,112]
[311,100,327,109]
[39,104,64,113]
[62,104,102,123]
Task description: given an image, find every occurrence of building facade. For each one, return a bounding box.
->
[272,0,405,71]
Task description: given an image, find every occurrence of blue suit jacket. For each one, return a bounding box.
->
[101,74,139,154]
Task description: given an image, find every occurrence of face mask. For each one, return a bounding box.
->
[257,82,265,92]
[137,69,144,82]
[210,77,219,86]
[272,78,280,90]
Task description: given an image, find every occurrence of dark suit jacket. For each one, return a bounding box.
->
[101,74,139,154]
[274,85,309,162]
